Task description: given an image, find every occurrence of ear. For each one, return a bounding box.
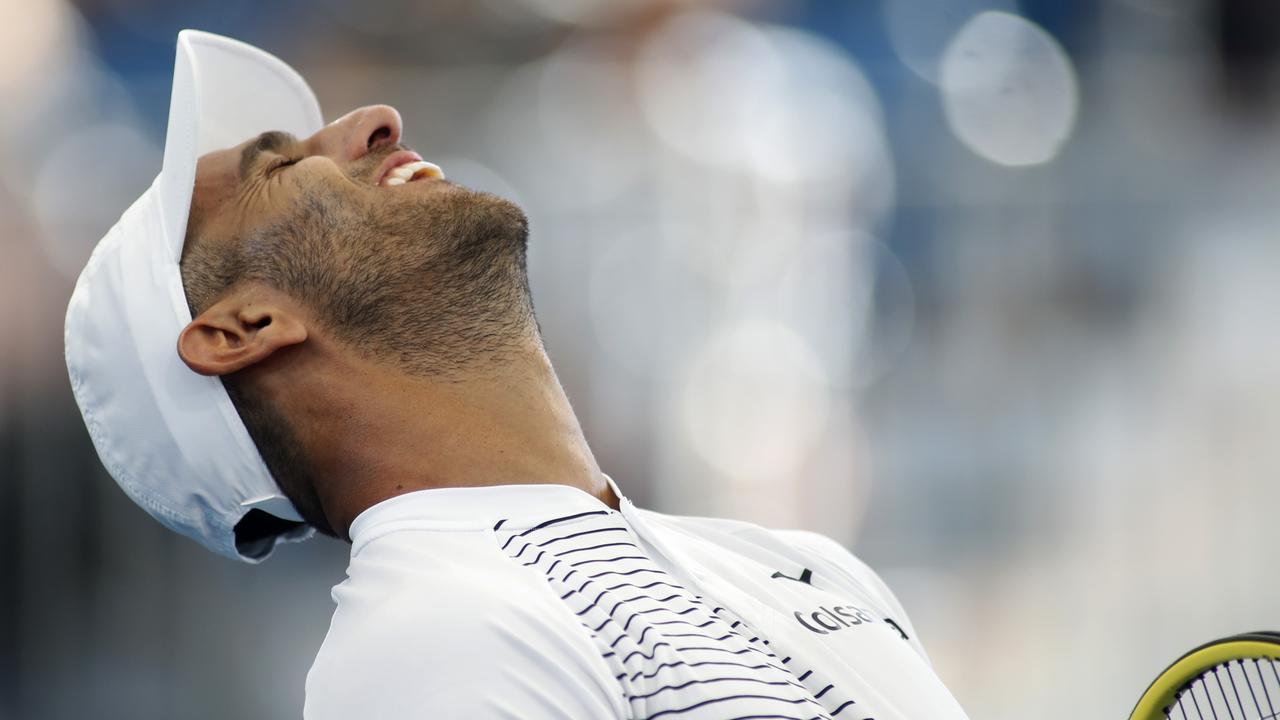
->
[177,285,309,377]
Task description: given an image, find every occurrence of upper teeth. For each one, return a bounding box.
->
[382,160,444,186]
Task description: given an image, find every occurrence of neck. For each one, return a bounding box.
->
[281,340,615,539]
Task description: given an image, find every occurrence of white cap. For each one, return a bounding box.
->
[64,30,325,562]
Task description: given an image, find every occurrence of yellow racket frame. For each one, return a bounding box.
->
[1131,637,1280,720]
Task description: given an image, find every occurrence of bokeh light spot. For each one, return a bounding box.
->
[679,320,830,480]
[939,11,1078,167]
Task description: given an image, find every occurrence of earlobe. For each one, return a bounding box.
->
[177,292,308,377]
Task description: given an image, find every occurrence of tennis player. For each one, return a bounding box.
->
[65,31,970,719]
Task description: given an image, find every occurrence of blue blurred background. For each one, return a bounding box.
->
[4,0,1280,718]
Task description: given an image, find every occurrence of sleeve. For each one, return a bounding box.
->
[769,528,932,664]
[303,576,627,719]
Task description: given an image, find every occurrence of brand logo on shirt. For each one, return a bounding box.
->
[771,567,912,640]
[771,567,814,584]
[792,604,877,635]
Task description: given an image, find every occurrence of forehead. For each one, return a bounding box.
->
[195,143,242,191]
[187,135,263,237]
[188,146,237,236]
[199,130,296,179]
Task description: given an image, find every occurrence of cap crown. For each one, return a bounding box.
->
[64,30,325,561]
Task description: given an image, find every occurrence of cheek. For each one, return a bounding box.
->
[295,155,362,188]
[284,162,379,215]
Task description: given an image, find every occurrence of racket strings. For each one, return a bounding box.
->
[1165,658,1280,720]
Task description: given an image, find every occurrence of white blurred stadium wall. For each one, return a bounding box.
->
[2,0,1279,718]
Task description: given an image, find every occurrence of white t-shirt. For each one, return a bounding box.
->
[304,479,970,719]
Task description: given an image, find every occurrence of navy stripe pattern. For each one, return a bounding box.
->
[494,510,871,720]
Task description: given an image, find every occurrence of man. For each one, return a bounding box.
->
[66,31,969,719]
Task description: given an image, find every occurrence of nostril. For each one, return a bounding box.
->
[366,125,392,151]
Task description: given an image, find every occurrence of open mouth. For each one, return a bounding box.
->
[375,151,446,187]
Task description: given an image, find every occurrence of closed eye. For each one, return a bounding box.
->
[268,156,303,175]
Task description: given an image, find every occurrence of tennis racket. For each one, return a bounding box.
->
[1131,631,1280,720]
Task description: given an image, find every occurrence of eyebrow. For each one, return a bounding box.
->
[238,130,297,181]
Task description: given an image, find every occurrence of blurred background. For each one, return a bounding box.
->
[3,0,1280,717]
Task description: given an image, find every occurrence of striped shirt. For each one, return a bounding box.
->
[304,479,969,719]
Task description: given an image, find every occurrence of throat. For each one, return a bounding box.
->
[297,351,608,539]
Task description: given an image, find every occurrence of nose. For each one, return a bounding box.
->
[315,104,403,162]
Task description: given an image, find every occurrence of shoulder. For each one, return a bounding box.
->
[636,509,929,658]
[304,528,625,719]
[636,508,876,582]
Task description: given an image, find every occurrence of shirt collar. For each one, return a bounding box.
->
[348,474,634,553]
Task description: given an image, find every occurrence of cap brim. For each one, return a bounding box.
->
[158,29,324,263]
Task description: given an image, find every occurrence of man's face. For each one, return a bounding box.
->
[188,105,455,263]
[179,105,533,537]
[181,103,533,373]
[186,103,453,274]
